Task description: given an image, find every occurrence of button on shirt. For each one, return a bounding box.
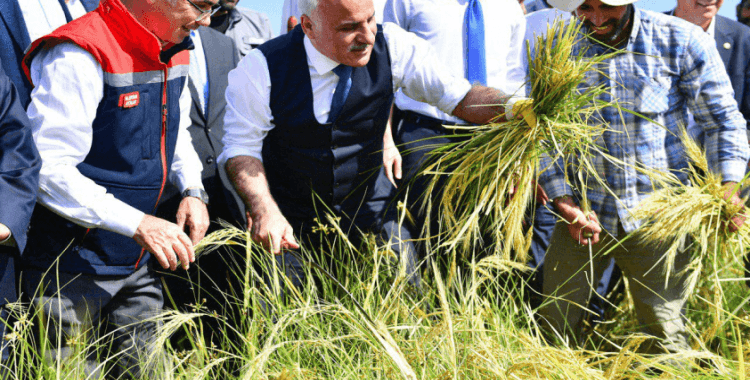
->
[220,22,473,163]
[537,9,750,236]
[383,0,526,124]
[27,43,204,238]
[19,0,87,43]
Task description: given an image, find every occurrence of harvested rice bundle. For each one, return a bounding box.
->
[422,19,618,261]
[630,127,750,293]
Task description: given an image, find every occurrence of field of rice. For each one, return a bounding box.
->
[2,220,749,379]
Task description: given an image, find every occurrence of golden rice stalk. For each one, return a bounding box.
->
[422,19,616,261]
[630,127,750,294]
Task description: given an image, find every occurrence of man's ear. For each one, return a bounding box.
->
[300,14,315,37]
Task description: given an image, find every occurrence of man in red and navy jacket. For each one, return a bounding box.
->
[21,0,214,376]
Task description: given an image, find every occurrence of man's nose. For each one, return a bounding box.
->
[358,23,376,45]
[589,12,606,27]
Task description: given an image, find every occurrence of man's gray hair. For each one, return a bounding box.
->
[298,0,320,18]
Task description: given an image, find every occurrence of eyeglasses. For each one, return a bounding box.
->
[185,0,221,22]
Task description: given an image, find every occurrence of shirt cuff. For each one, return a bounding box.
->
[436,80,472,116]
[102,199,146,238]
[540,177,573,202]
[719,159,750,183]
[218,146,264,166]
[171,169,204,193]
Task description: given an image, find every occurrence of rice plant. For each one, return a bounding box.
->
[421,19,619,263]
[630,126,750,296]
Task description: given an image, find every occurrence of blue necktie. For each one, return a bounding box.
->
[465,0,486,86]
[57,0,73,23]
[328,65,352,123]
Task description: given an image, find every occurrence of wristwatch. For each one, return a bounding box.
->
[182,188,210,205]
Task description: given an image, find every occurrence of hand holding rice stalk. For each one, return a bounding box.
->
[421,19,618,261]
[630,127,750,294]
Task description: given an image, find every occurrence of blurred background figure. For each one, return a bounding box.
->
[0,66,40,374]
[524,0,551,13]
[0,0,99,107]
[210,0,273,57]
[739,0,750,25]
[672,0,750,134]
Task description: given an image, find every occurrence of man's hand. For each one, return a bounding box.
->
[226,155,300,254]
[383,143,402,188]
[250,207,299,254]
[554,195,602,245]
[723,181,747,233]
[533,180,549,206]
[176,196,210,245]
[133,215,195,271]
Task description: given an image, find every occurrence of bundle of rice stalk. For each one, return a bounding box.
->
[630,127,750,294]
[422,19,618,261]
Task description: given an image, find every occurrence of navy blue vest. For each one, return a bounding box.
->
[22,1,190,276]
[257,25,393,229]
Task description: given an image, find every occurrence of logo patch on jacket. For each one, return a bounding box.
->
[118,92,140,108]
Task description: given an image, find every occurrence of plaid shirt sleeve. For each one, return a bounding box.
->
[681,27,750,182]
[538,151,573,201]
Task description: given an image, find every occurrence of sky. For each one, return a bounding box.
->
[243,0,745,39]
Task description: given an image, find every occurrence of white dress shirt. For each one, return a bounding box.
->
[280,0,388,35]
[27,43,204,238]
[19,0,87,43]
[189,30,208,115]
[383,0,526,124]
[522,8,571,75]
[220,22,473,163]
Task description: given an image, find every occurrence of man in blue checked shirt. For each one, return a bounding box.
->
[538,0,749,354]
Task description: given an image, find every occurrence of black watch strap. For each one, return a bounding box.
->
[182,188,209,205]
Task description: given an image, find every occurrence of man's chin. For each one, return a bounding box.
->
[344,50,372,67]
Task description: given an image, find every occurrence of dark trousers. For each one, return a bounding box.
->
[526,204,622,318]
[155,174,245,345]
[23,265,164,379]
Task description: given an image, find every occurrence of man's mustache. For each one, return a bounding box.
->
[350,43,370,52]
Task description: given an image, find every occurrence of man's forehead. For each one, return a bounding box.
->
[319,0,375,15]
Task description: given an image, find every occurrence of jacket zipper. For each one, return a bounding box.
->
[135,66,170,270]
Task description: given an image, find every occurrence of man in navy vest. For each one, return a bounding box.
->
[220,0,533,293]
[0,66,41,370]
[22,0,212,376]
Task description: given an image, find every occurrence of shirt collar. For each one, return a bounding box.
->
[303,35,340,75]
[625,5,642,49]
[706,16,716,38]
